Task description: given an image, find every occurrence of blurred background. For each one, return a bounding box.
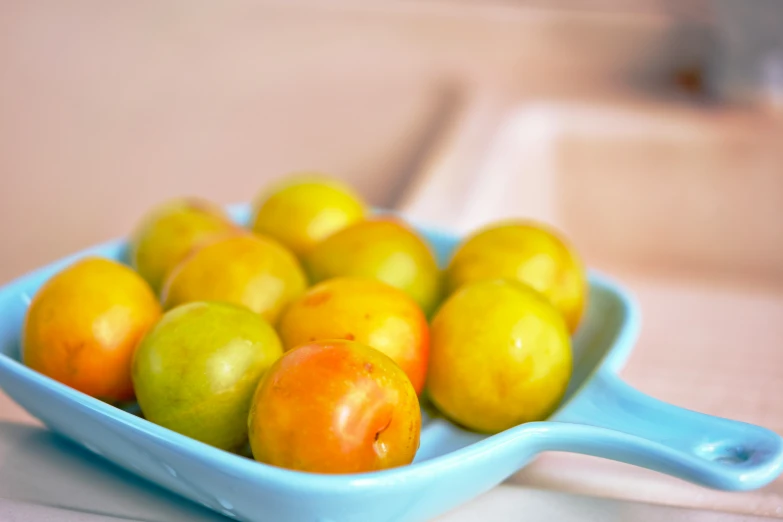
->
[1,0,783,520]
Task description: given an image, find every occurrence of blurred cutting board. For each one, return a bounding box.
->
[399,92,783,518]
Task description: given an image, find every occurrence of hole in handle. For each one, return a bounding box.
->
[694,441,752,465]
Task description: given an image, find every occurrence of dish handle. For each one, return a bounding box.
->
[544,370,783,490]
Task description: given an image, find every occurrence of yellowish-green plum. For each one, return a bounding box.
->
[427,279,572,433]
[161,233,308,324]
[304,218,441,315]
[132,301,283,451]
[130,198,238,294]
[251,175,366,257]
[445,221,587,333]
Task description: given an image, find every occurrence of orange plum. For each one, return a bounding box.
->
[24,257,161,402]
[278,277,429,394]
[248,340,421,474]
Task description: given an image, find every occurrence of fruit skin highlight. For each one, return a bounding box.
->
[161,233,307,324]
[251,175,366,258]
[305,218,442,316]
[248,340,421,474]
[23,257,161,402]
[132,301,283,451]
[445,221,587,332]
[427,279,572,434]
[278,277,430,394]
[129,198,238,294]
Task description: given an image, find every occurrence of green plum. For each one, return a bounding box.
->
[428,279,572,433]
[132,301,283,451]
[445,221,587,333]
[304,218,442,315]
[130,198,238,294]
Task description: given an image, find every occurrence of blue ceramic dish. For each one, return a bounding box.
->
[1,206,781,522]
